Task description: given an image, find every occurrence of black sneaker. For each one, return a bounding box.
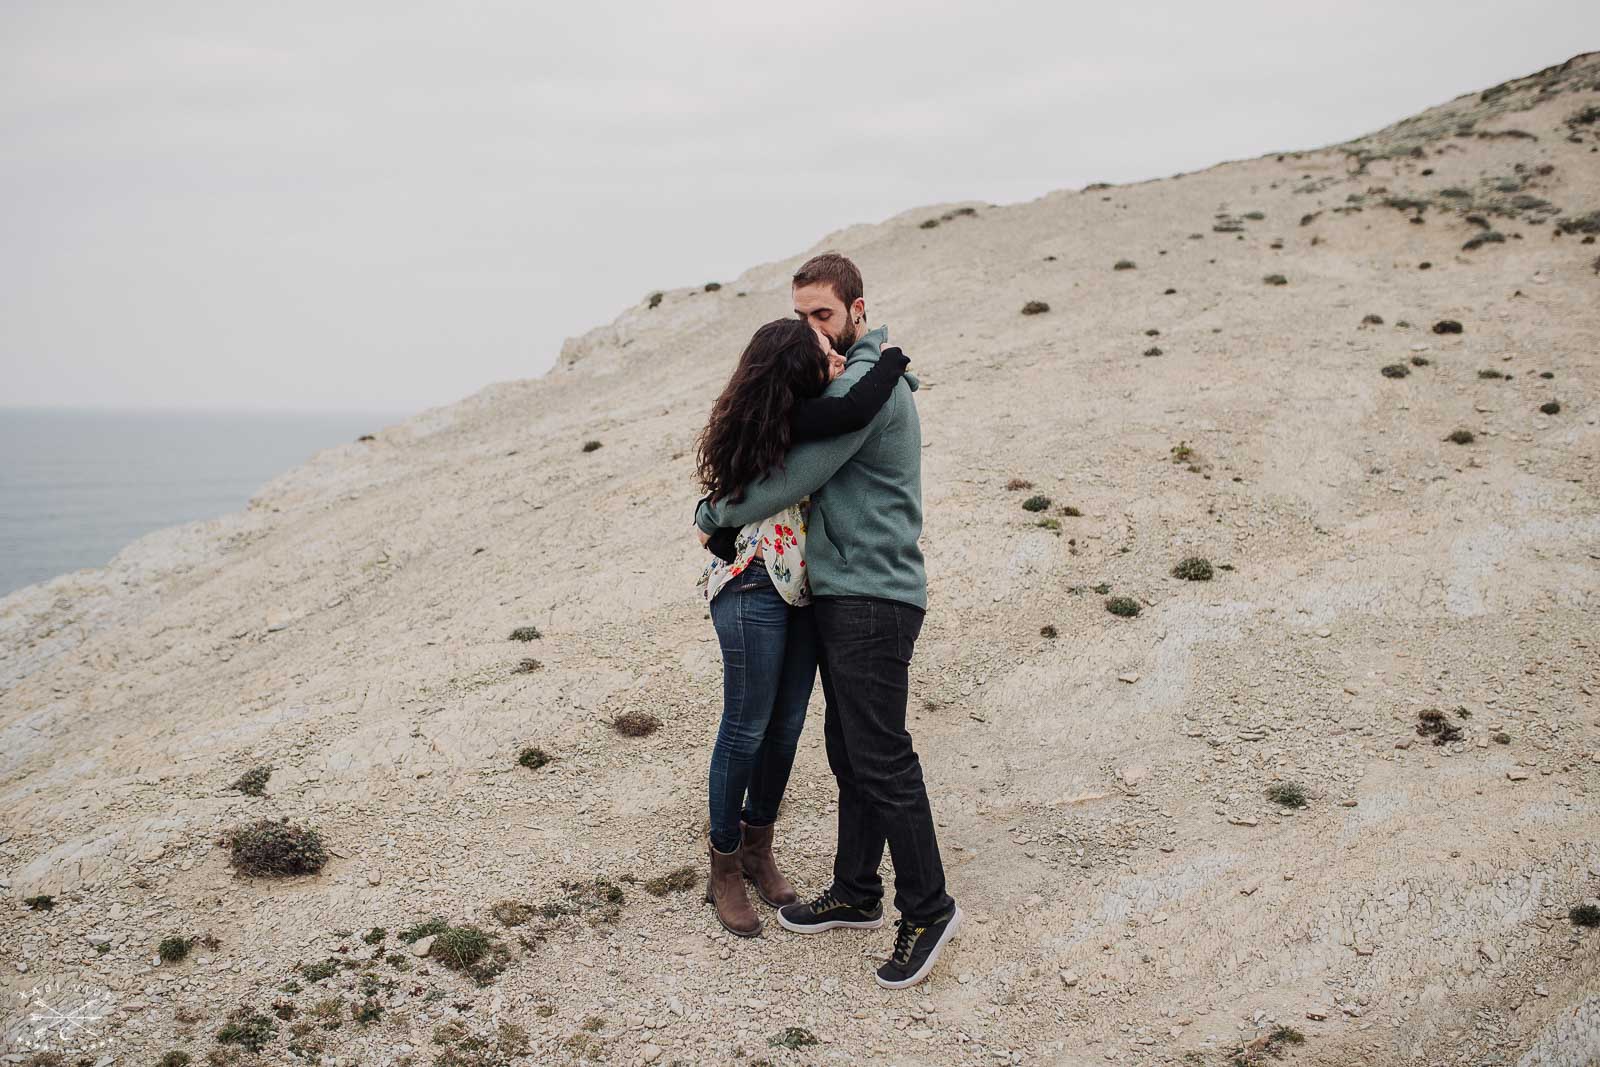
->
[875,904,963,989]
[776,887,884,933]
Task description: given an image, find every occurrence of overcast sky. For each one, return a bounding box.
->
[4,3,1596,413]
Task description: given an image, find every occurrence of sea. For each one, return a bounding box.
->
[0,407,409,598]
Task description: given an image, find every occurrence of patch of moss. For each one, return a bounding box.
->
[1445,429,1475,445]
[541,877,626,926]
[1411,355,1430,367]
[1020,301,1050,315]
[398,917,449,944]
[770,1027,819,1050]
[1113,259,1136,271]
[1036,517,1061,533]
[1539,400,1561,415]
[613,711,661,737]
[486,902,531,927]
[228,818,329,877]
[1171,557,1213,581]
[581,440,602,453]
[1556,211,1600,235]
[1105,597,1141,618]
[231,765,272,797]
[643,865,698,896]
[1266,782,1308,809]
[1416,707,1463,745]
[517,746,551,770]
[1021,495,1051,512]
[1381,363,1410,379]
[1262,274,1288,286]
[216,1006,278,1053]
[1477,369,1505,380]
[508,626,541,642]
[297,959,339,982]
[23,894,55,911]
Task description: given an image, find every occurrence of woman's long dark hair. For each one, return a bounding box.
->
[695,318,829,505]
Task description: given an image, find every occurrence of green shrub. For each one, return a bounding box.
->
[1539,400,1561,415]
[1445,429,1475,445]
[509,626,541,641]
[1263,273,1288,286]
[1113,259,1136,271]
[158,935,193,964]
[1381,363,1410,379]
[228,819,329,877]
[1021,495,1051,512]
[517,746,551,770]
[1266,782,1308,808]
[1020,301,1050,315]
[1105,597,1141,618]
[1171,557,1213,581]
[647,292,663,309]
[581,440,602,452]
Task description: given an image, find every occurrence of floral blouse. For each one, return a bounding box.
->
[698,498,811,607]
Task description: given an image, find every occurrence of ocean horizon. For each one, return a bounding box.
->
[0,406,412,598]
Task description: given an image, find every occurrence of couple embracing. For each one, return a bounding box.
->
[690,252,960,990]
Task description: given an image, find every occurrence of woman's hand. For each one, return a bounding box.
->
[694,526,711,547]
[827,352,846,380]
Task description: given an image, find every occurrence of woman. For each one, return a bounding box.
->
[693,317,908,937]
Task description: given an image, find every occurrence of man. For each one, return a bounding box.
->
[693,251,960,990]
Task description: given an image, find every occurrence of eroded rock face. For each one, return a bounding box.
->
[2,51,1599,1067]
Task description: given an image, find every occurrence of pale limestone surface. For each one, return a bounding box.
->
[2,53,1598,1067]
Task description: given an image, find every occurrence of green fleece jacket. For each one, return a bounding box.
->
[694,325,927,609]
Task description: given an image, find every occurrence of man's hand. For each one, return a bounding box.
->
[694,526,711,547]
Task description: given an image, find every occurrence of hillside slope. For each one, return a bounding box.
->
[2,53,1598,1067]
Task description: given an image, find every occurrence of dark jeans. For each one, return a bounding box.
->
[707,560,818,854]
[814,595,954,924]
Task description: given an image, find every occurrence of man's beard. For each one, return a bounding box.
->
[830,316,858,355]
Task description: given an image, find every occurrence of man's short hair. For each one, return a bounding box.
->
[792,251,863,309]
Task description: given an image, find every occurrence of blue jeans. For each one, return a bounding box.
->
[707,560,818,854]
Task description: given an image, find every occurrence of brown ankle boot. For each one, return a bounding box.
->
[706,840,761,937]
[739,820,799,907]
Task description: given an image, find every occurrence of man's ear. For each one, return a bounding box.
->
[851,297,866,324]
